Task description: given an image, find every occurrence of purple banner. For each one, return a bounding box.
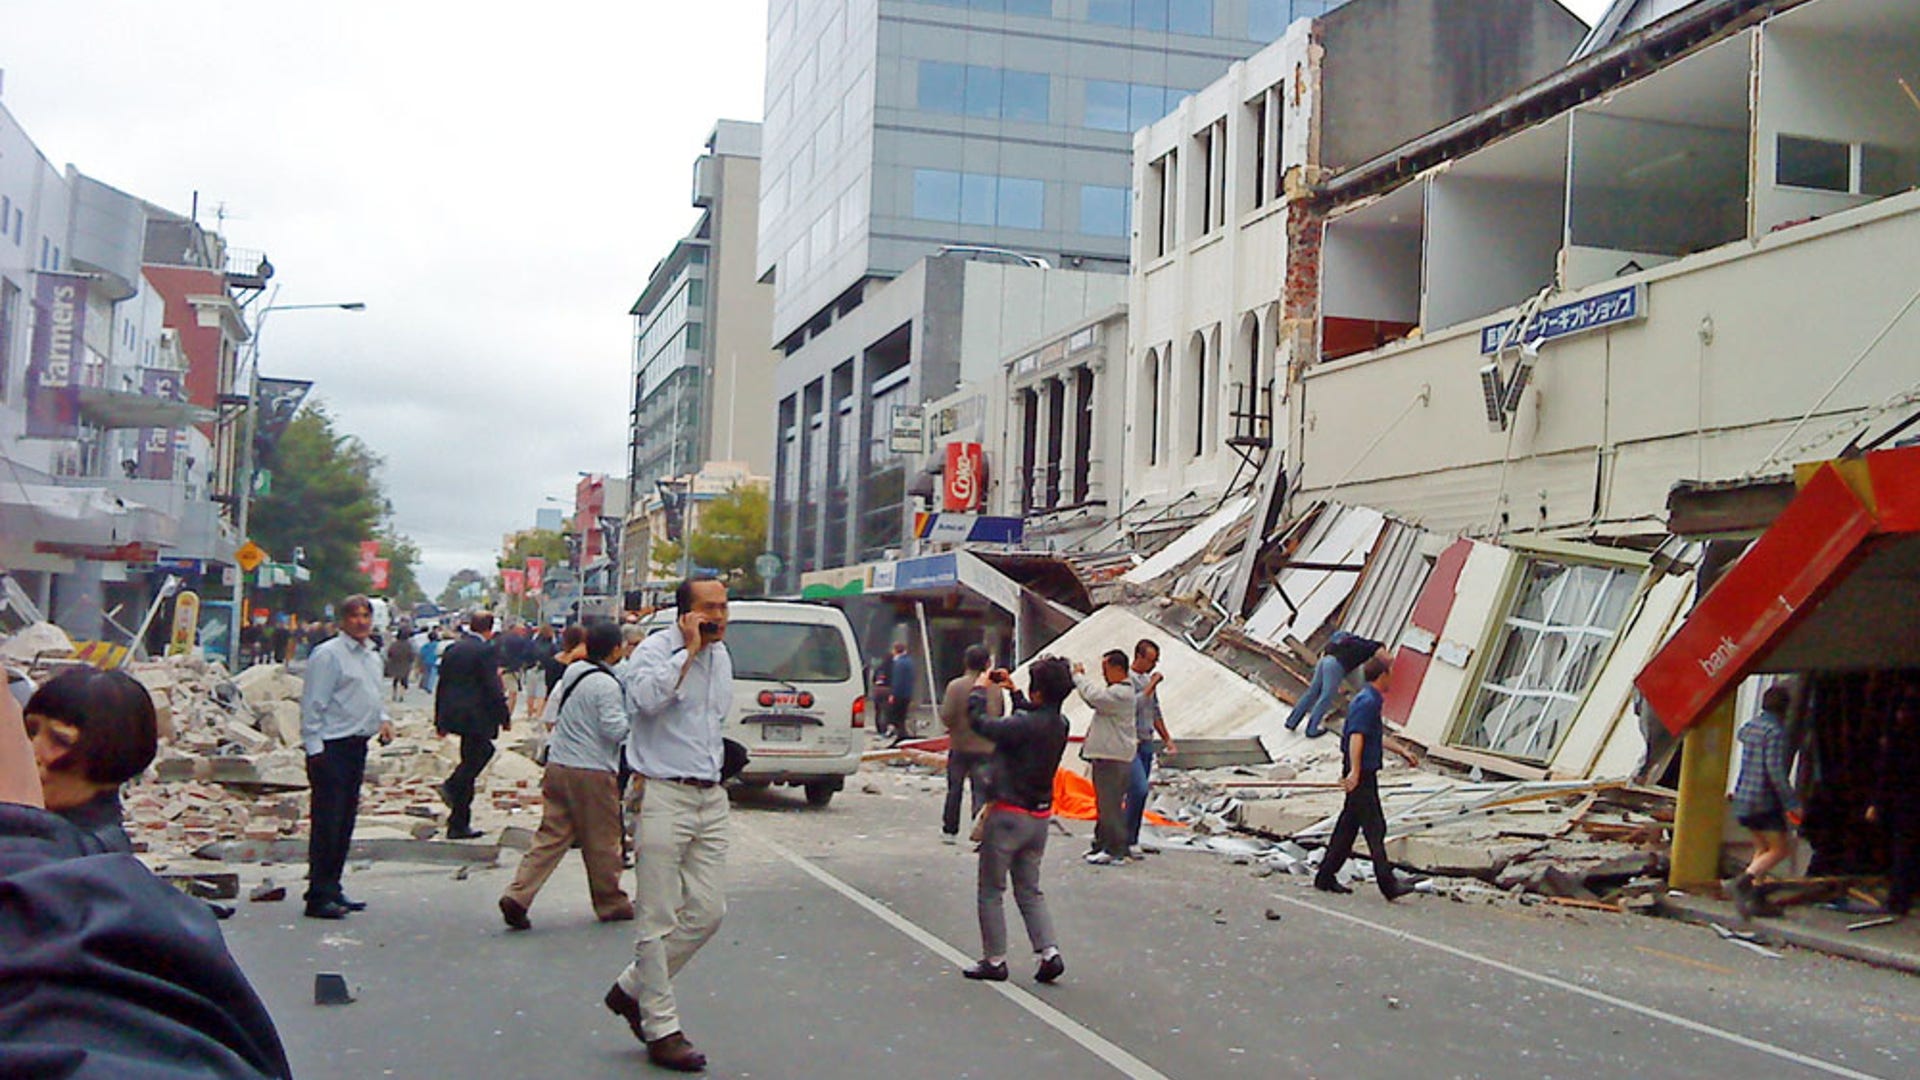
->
[137,367,185,479]
[25,273,88,438]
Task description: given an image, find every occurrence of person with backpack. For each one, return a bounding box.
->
[498,622,634,930]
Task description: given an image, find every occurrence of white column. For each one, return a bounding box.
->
[1083,362,1106,505]
[1059,369,1082,506]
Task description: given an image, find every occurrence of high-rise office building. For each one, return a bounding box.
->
[757,0,1351,348]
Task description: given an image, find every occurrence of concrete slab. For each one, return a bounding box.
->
[1659,892,1920,976]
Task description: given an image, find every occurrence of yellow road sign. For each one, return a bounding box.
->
[234,540,268,572]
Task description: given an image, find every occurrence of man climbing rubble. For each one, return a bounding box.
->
[1285,630,1386,739]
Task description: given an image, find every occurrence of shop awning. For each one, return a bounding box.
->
[1635,446,1920,735]
[76,387,214,430]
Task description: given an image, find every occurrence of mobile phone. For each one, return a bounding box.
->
[698,621,721,640]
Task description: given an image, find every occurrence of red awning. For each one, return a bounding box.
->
[1636,446,1920,735]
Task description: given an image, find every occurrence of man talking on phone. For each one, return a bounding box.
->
[299,594,393,919]
[604,575,733,1073]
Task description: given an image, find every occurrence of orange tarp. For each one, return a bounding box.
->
[1051,768,1177,827]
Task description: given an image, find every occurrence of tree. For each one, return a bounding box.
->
[376,531,426,608]
[498,529,568,574]
[248,403,388,618]
[438,568,488,610]
[655,485,769,596]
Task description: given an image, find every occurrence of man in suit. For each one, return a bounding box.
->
[435,611,510,840]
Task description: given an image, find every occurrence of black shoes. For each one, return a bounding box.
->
[1313,879,1353,895]
[962,960,1009,981]
[338,895,369,912]
[303,899,350,920]
[604,983,647,1044]
[499,895,531,931]
[647,1031,708,1073]
[1035,953,1066,983]
[447,827,484,841]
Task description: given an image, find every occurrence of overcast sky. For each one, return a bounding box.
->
[2,0,1609,592]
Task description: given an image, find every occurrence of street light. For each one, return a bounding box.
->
[228,296,366,668]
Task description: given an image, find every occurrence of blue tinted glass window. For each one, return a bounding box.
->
[960,173,999,225]
[1135,0,1169,31]
[1088,0,1129,25]
[1248,0,1283,39]
[1129,84,1169,129]
[1080,185,1129,236]
[964,65,1002,118]
[914,169,962,222]
[1007,0,1052,13]
[1085,80,1130,131]
[1003,71,1050,122]
[998,178,1045,229]
[918,61,966,113]
[1169,0,1210,35]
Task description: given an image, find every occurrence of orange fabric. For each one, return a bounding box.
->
[1049,768,1178,827]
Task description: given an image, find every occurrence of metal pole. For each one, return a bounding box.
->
[228,311,266,670]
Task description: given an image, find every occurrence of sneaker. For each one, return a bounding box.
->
[941,832,958,846]
[1303,725,1327,739]
[1035,952,1066,983]
[962,959,1009,981]
[1083,851,1116,866]
[1724,873,1757,920]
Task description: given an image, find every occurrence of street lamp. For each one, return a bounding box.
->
[228,296,366,668]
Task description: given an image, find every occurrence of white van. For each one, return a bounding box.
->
[642,600,867,806]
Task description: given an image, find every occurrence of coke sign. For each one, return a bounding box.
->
[944,442,983,512]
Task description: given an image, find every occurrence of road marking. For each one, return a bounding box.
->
[1270,892,1886,1080]
[751,832,1171,1080]
[1632,944,1738,976]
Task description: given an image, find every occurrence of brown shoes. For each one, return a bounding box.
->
[647,1031,708,1073]
[498,895,531,931]
[598,904,636,923]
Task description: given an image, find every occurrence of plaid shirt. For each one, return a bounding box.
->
[1731,709,1800,819]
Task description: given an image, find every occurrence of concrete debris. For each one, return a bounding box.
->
[0,620,76,664]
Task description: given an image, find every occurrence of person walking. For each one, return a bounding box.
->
[1075,650,1138,866]
[884,641,917,745]
[1125,639,1176,853]
[603,577,734,1074]
[1313,656,1415,901]
[961,657,1072,984]
[938,644,1002,844]
[498,622,633,931]
[524,624,559,720]
[434,612,510,841]
[1285,630,1387,739]
[384,625,416,702]
[299,595,393,919]
[419,628,446,695]
[1726,685,1803,919]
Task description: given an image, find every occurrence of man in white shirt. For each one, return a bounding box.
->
[299,595,392,919]
[603,577,733,1074]
[1075,650,1138,865]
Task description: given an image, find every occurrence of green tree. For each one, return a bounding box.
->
[653,486,769,596]
[249,403,387,617]
[376,531,426,607]
[498,529,569,572]
[438,568,488,610]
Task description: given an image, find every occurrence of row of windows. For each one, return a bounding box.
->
[1085,81,1179,132]
[913,170,1046,229]
[917,62,1050,122]
[916,0,1054,14]
[1088,0,1213,35]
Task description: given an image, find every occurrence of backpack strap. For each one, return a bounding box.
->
[553,663,617,718]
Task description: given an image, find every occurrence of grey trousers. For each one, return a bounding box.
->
[1089,759,1133,858]
[977,809,1055,959]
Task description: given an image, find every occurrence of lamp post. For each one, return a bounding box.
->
[228,298,366,668]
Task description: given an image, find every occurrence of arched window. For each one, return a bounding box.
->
[1186,330,1207,460]
[1139,347,1161,467]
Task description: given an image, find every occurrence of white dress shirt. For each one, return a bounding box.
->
[622,623,731,781]
[546,660,629,773]
[300,634,388,755]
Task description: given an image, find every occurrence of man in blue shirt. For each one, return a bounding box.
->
[300,595,392,919]
[884,641,917,746]
[1312,655,1414,901]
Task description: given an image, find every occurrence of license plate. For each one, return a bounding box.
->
[763,723,802,743]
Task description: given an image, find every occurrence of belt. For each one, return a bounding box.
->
[991,801,1052,819]
[655,776,720,789]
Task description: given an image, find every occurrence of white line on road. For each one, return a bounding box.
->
[751,832,1172,1080]
[1268,892,1886,1080]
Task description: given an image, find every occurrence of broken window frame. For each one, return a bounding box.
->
[1451,555,1644,765]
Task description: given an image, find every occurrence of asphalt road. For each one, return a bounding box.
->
[219,766,1916,1079]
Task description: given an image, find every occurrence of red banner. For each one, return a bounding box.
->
[369,559,390,592]
[502,568,526,597]
[358,540,380,575]
[944,442,983,512]
[524,557,546,594]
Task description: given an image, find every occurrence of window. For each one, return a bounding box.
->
[914,169,962,222]
[12,209,22,245]
[1088,0,1130,25]
[686,278,706,308]
[913,170,1045,228]
[1089,0,1209,32]
[1455,559,1643,763]
[1169,0,1211,35]
[964,65,1003,118]
[685,323,704,352]
[921,0,1053,12]
[724,622,853,682]
[1002,70,1050,122]
[1249,0,1335,41]
[0,279,18,400]
[1776,135,1850,193]
[1130,84,1172,129]
[1080,185,1130,236]
[921,62,1049,121]
[1086,80,1131,132]
[1194,121,1225,236]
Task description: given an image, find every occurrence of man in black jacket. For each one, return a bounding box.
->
[961,656,1072,985]
[435,611,510,840]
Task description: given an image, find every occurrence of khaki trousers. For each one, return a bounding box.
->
[502,763,631,919]
[615,776,728,1041]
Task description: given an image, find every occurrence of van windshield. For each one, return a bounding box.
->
[722,621,851,683]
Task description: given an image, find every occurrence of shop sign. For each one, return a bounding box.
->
[944,442,983,511]
[1480,283,1644,355]
[888,408,924,454]
[893,553,958,592]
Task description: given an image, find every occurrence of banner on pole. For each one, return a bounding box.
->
[25,273,89,438]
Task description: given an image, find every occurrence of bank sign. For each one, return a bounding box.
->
[26,273,90,438]
[1479,283,1644,355]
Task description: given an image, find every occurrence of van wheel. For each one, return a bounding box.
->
[803,782,836,808]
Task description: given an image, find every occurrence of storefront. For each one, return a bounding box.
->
[1637,446,1920,890]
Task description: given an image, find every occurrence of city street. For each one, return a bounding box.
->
[220,771,1915,1080]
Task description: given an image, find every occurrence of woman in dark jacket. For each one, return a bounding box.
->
[23,669,159,854]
